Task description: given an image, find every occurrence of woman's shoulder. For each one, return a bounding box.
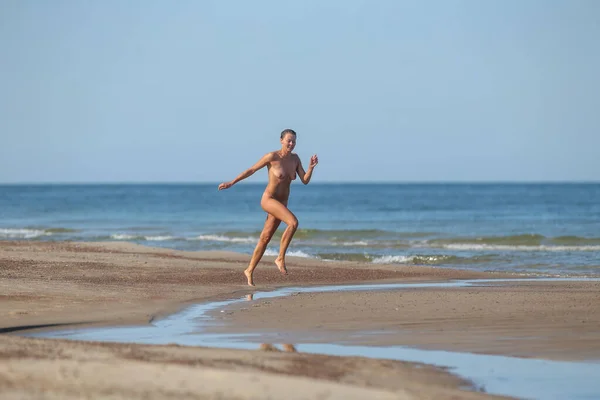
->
[262,151,277,160]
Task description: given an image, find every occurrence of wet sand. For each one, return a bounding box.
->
[1,240,593,399]
[209,281,600,361]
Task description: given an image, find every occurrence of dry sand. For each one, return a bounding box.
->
[1,240,595,399]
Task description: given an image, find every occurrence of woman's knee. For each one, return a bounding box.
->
[259,231,274,244]
[287,216,299,230]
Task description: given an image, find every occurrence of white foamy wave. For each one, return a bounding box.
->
[338,241,369,246]
[264,249,314,258]
[109,234,177,241]
[371,255,414,264]
[110,234,138,240]
[442,244,600,252]
[144,236,176,241]
[0,228,49,239]
[191,235,257,244]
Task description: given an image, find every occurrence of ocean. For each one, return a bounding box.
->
[1,183,599,277]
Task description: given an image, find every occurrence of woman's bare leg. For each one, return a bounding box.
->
[244,214,281,286]
[260,198,298,274]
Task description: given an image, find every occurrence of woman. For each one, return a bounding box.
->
[218,129,318,286]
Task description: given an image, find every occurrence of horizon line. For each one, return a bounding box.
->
[1,180,599,185]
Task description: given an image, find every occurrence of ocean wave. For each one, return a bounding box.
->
[315,252,491,265]
[427,234,600,250]
[0,228,50,239]
[0,227,80,239]
[145,235,177,241]
[297,229,438,240]
[296,229,389,239]
[336,240,370,246]
[264,249,313,258]
[213,231,416,248]
[110,234,140,240]
[191,234,257,244]
[109,234,177,241]
[549,236,600,245]
[371,254,465,264]
[43,227,79,233]
[441,244,600,252]
[223,228,402,240]
[315,253,372,262]
[371,255,415,264]
[430,234,545,246]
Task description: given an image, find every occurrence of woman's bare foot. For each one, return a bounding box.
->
[275,258,288,275]
[282,344,297,353]
[244,269,255,286]
[259,344,279,352]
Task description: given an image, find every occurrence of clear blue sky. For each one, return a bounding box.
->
[1,0,598,183]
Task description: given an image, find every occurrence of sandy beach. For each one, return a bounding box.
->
[1,241,598,399]
[208,280,600,361]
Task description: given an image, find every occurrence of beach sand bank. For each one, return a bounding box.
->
[208,280,600,361]
[1,241,595,399]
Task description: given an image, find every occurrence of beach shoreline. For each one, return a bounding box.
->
[1,241,508,331]
[1,240,597,399]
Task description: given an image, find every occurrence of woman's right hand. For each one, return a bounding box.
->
[218,181,233,190]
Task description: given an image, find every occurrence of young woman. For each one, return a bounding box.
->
[218,129,318,286]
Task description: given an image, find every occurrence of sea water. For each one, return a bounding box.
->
[1,183,599,276]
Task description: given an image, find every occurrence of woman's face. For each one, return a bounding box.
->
[281,133,296,152]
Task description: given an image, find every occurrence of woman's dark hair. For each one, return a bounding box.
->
[280,129,297,139]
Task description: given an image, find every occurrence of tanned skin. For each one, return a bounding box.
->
[218,130,318,286]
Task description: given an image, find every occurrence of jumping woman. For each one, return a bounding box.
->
[218,129,318,286]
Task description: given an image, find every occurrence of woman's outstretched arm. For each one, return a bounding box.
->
[296,154,319,185]
[218,153,274,190]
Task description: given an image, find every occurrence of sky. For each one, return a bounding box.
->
[1,0,599,183]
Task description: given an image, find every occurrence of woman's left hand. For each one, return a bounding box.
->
[309,154,319,168]
[218,181,233,190]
